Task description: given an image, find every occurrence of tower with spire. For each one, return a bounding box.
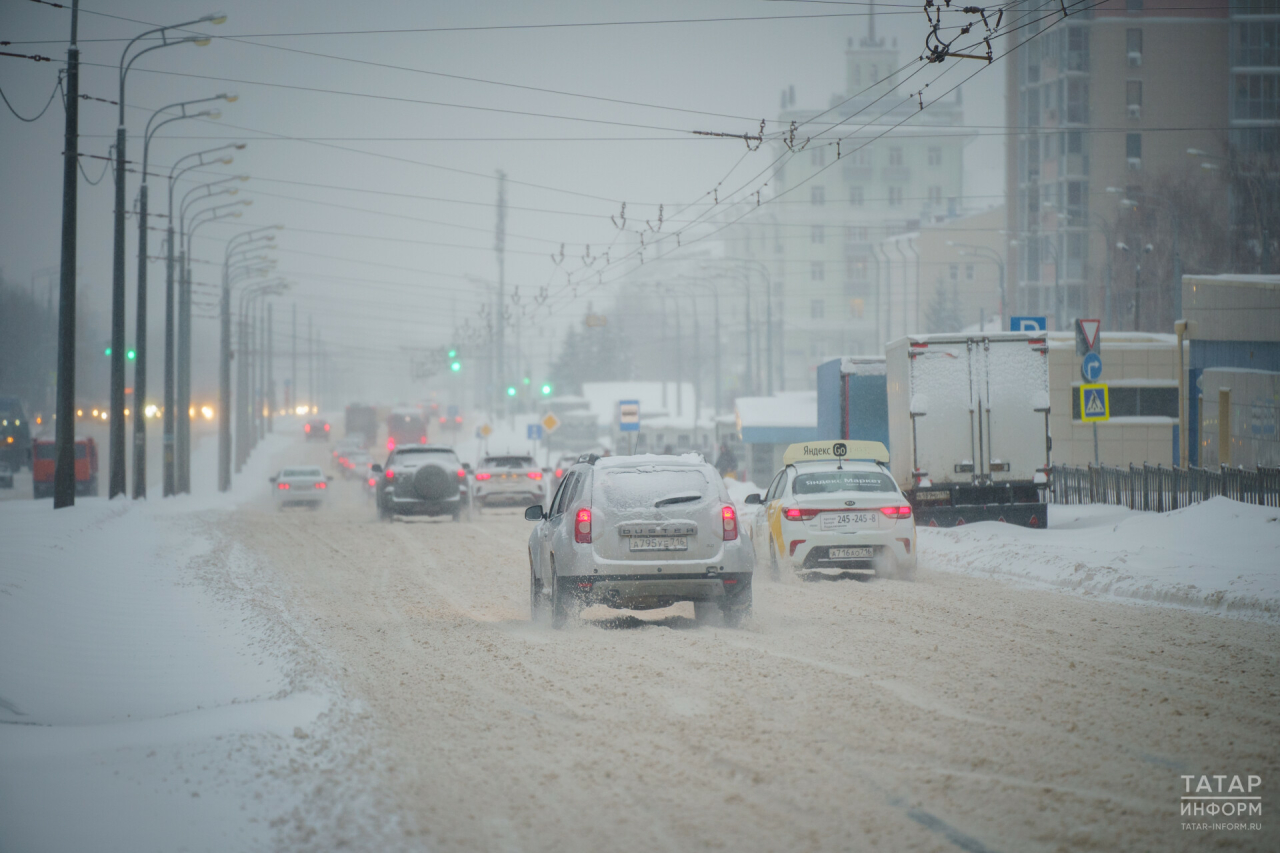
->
[847,2,901,99]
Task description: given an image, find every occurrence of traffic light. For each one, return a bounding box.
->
[506,386,517,397]
[104,347,111,356]
[450,360,461,372]
[447,346,461,372]
[126,349,136,361]
[541,383,553,396]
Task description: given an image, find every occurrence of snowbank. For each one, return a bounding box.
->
[922,498,1280,620]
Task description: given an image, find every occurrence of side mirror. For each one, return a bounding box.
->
[744,493,763,505]
[461,462,472,472]
[370,463,383,474]
[326,475,333,482]
[269,475,278,483]
[524,504,545,521]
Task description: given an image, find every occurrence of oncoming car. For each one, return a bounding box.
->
[746,441,916,580]
[270,466,332,510]
[373,445,470,521]
[524,453,754,627]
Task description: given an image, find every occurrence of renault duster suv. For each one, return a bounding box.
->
[373,445,470,521]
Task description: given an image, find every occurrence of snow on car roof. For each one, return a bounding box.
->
[595,452,708,470]
[788,458,884,472]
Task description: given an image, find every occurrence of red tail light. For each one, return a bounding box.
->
[385,469,394,479]
[456,468,466,478]
[419,436,427,444]
[879,505,913,518]
[475,472,491,480]
[554,468,563,478]
[784,508,820,521]
[527,471,542,480]
[277,482,290,490]
[439,416,447,424]
[387,438,395,451]
[368,477,376,487]
[722,504,738,540]
[338,457,347,464]
[454,416,462,424]
[304,423,311,433]
[315,482,327,489]
[323,423,329,431]
[575,507,592,543]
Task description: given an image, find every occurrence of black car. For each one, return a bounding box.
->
[304,418,330,441]
[373,445,470,521]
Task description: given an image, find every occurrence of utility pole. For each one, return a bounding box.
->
[290,302,296,413]
[218,274,231,491]
[108,90,128,499]
[495,170,507,416]
[307,314,314,413]
[53,0,80,509]
[131,177,149,498]
[176,250,192,492]
[266,302,274,433]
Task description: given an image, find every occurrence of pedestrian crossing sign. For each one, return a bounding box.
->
[1080,384,1109,422]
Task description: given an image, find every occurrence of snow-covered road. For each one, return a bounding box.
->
[216,439,1278,852]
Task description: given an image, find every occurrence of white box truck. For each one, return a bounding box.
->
[886,333,1051,528]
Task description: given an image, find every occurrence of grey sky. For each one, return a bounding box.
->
[0,0,1005,401]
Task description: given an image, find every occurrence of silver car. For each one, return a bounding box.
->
[373,445,470,521]
[270,466,332,510]
[474,454,544,507]
[525,454,754,627]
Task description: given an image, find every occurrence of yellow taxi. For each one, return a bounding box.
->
[744,441,916,580]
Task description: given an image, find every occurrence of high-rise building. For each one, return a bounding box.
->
[726,14,971,390]
[1005,0,1230,332]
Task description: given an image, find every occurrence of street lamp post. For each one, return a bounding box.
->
[135,95,232,499]
[1108,186,1182,323]
[178,199,248,491]
[163,142,245,496]
[108,11,225,499]
[237,281,287,469]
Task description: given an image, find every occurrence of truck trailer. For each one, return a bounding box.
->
[816,356,888,445]
[886,333,1051,528]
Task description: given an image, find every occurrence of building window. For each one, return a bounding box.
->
[1066,179,1088,224]
[811,224,825,244]
[1067,27,1090,72]
[811,261,825,281]
[847,256,869,281]
[1126,132,1142,160]
[1233,73,1280,121]
[965,264,975,281]
[1234,22,1280,68]
[1126,28,1143,59]
[888,186,903,206]
[1067,79,1089,123]
[928,185,943,206]
[812,146,826,167]
[1125,0,1143,11]
[845,225,869,242]
[928,146,942,166]
[811,299,825,319]
[1127,80,1142,117]
[949,264,959,281]
[811,185,826,206]
[849,186,863,206]
[1066,129,1083,155]
[889,147,904,166]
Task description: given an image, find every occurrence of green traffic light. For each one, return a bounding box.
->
[104,347,111,356]
[506,386,517,397]
[448,349,457,358]
[541,384,552,395]
[522,377,530,385]
[126,349,136,360]
[450,361,461,372]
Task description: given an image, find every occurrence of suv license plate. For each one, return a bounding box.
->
[630,536,688,552]
[829,547,873,559]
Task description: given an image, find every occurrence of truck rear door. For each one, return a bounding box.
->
[976,338,1049,482]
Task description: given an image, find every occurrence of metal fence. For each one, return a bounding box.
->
[1050,463,1280,511]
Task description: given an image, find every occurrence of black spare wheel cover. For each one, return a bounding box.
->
[413,463,457,501]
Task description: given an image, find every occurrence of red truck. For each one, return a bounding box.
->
[32,436,99,499]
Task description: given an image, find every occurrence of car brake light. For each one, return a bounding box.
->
[339,457,347,464]
[387,438,395,450]
[879,505,913,518]
[304,423,311,433]
[368,478,376,487]
[385,469,394,479]
[439,416,447,424]
[323,423,329,431]
[277,482,290,490]
[456,468,466,478]
[784,508,820,521]
[722,504,738,540]
[554,468,563,477]
[454,416,462,424]
[527,471,542,480]
[575,507,592,543]
[315,482,326,489]
[475,472,491,480]
[419,436,427,443]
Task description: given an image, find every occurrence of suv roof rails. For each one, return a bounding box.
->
[576,453,601,466]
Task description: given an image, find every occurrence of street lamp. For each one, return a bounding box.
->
[135,95,234,499]
[235,278,288,471]
[163,142,244,496]
[108,10,226,499]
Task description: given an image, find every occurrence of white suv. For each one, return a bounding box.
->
[524,454,755,627]
[474,454,544,507]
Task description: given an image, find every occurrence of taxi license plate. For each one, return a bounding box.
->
[820,512,876,530]
[829,547,873,559]
[629,536,688,552]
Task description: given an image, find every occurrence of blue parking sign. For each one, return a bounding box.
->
[1010,316,1047,332]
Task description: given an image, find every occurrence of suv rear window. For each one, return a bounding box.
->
[598,467,710,508]
[484,456,534,468]
[793,471,898,494]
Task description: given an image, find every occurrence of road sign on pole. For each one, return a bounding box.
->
[1081,351,1103,383]
[1011,316,1047,332]
[541,412,560,433]
[479,423,493,438]
[1080,384,1110,422]
[1076,318,1102,355]
[618,400,640,432]
[527,424,543,440]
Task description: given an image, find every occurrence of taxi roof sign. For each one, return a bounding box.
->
[783,440,888,466]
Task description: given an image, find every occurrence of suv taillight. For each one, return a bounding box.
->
[575,507,592,543]
[475,472,491,480]
[879,505,912,518]
[722,505,738,540]
[384,469,394,479]
[527,471,542,480]
[456,468,466,478]
[784,508,820,521]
